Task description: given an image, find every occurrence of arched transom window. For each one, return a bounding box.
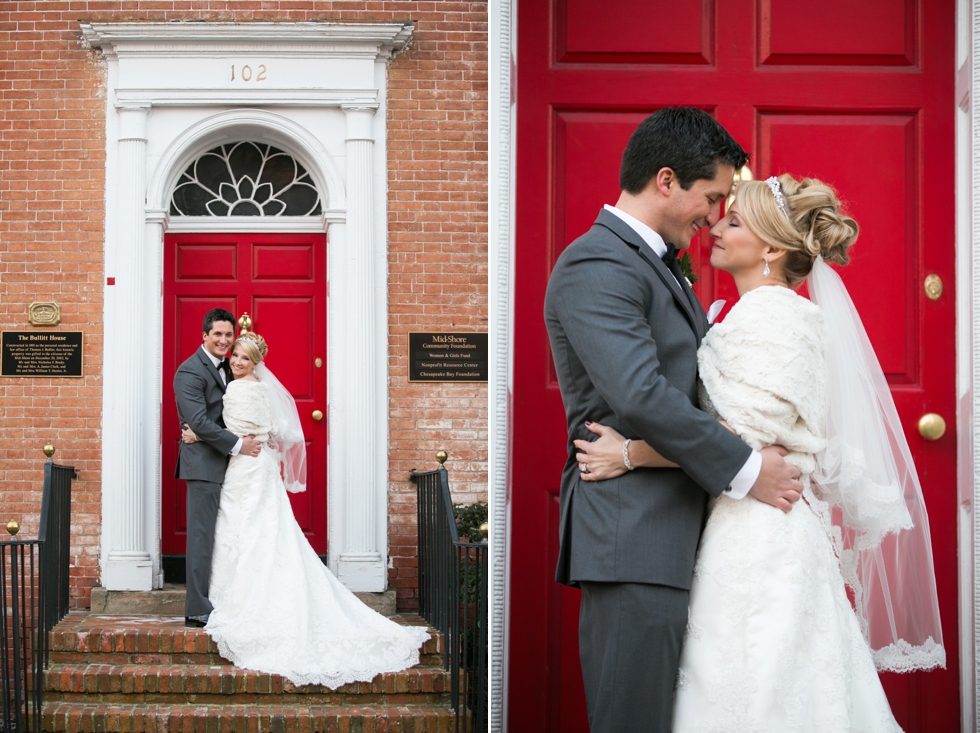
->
[170,141,322,217]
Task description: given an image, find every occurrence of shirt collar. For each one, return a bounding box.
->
[200,345,224,367]
[604,204,668,258]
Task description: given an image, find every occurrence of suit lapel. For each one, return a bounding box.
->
[196,347,227,393]
[595,210,705,341]
[671,260,710,342]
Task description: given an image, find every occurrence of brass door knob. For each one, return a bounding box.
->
[918,413,946,441]
[924,274,943,301]
[312,410,323,421]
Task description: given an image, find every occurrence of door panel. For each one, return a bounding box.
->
[512,1,958,731]
[176,244,238,280]
[759,112,918,380]
[762,0,915,66]
[559,0,712,64]
[162,233,327,560]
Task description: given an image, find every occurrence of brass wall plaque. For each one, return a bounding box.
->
[409,332,488,383]
[28,302,61,326]
[1,331,83,378]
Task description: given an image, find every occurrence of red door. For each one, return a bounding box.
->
[510,1,958,731]
[162,232,328,566]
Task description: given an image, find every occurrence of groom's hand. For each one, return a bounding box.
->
[241,435,262,457]
[749,446,802,513]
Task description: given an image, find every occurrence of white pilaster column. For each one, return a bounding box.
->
[324,214,347,578]
[337,104,386,591]
[103,104,153,591]
[144,208,168,590]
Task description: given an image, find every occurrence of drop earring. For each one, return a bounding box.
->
[763,257,770,277]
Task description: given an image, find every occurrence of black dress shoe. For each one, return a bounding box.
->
[184,615,209,628]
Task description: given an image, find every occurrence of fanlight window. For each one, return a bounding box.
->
[170,142,322,216]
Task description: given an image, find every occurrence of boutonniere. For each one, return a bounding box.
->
[678,251,699,289]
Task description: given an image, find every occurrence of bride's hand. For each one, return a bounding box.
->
[573,421,628,481]
[181,424,199,444]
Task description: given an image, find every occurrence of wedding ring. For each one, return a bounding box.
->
[580,463,589,474]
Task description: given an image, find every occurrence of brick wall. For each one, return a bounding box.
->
[0,2,488,613]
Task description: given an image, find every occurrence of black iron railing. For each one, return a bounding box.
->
[1,451,75,733]
[0,536,42,733]
[38,460,75,636]
[412,460,488,733]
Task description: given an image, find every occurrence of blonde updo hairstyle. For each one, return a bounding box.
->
[734,174,859,287]
[234,332,267,365]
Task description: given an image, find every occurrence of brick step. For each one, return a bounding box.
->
[44,662,452,706]
[89,586,398,617]
[42,702,456,733]
[49,613,444,668]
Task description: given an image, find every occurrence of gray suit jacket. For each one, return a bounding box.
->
[545,209,752,590]
[173,346,239,484]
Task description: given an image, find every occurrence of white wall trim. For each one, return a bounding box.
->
[85,21,411,593]
[490,0,515,729]
[164,216,330,233]
[79,21,414,53]
[965,1,980,729]
[116,89,380,107]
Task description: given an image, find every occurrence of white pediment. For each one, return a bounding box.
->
[80,22,412,105]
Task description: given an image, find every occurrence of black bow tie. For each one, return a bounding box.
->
[662,243,678,267]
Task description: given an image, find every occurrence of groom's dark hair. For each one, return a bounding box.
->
[620,107,748,194]
[202,308,236,334]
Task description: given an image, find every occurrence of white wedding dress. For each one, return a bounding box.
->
[672,286,902,733]
[205,378,430,688]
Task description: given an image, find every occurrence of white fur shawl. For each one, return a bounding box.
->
[697,286,830,474]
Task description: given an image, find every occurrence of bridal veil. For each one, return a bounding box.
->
[807,256,945,672]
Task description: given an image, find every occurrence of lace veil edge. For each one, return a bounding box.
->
[872,638,946,674]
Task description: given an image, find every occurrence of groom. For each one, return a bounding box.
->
[173,308,261,627]
[544,107,804,731]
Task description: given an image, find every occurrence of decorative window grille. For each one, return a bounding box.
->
[170,142,322,216]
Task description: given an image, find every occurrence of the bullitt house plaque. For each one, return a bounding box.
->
[409,332,488,383]
[1,331,84,378]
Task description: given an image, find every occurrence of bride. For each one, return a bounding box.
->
[182,331,429,688]
[575,174,945,731]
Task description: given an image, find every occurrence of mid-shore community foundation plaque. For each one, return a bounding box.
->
[409,332,488,382]
[1,331,83,378]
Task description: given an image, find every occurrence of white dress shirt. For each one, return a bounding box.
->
[199,346,242,456]
[603,205,760,498]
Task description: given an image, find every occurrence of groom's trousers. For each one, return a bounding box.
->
[184,479,222,617]
[579,581,688,733]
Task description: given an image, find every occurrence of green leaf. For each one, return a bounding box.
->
[453,500,488,543]
[678,251,699,285]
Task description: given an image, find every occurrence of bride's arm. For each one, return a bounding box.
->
[574,420,738,481]
[573,422,674,481]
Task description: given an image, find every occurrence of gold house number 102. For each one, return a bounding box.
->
[230,64,268,82]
